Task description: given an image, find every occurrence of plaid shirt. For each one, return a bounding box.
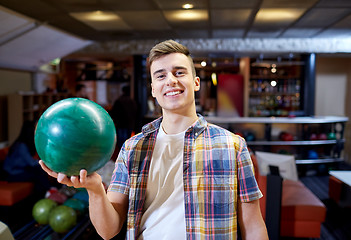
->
[108,115,262,240]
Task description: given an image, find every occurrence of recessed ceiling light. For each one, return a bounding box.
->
[166,10,208,21]
[90,11,119,21]
[255,8,305,23]
[70,11,120,21]
[182,4,194,9]
[69,11,130,30]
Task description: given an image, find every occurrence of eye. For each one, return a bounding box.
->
[175,70,185,77]
[155,73,166,80]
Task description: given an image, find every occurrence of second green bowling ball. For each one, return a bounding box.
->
[49,205,77,233]
[35,98,116,176]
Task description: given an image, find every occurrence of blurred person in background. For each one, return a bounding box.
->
[3,121,52,198]
[110,85,138,151]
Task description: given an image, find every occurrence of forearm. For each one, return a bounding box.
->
[88,183,124,239]
[238,200,268,240]
[240,219,268,240]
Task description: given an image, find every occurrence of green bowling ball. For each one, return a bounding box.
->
[49,205,77,233]
[32,198,58,225]
[35,98,116,176]
[327,132,336,140]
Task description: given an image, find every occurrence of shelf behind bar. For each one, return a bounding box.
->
[247,139,345,146]
[249,92,299,96]
[205,116,348,124]
[295,158,344,164]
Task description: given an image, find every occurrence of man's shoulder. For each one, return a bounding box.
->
[204,123,245,145]
[206,123,235,136]
[124,132,144,145]
[123,130,156,148]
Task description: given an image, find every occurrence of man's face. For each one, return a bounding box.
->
[150,53,200,114]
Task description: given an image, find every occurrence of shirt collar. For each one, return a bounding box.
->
[141,114,207,139]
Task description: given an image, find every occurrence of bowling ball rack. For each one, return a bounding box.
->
[13,214,93,240]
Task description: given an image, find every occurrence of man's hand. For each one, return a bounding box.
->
[39,160,127,240]
[39,160,103,193]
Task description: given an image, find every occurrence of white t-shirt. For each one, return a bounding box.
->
[138,126,187,240]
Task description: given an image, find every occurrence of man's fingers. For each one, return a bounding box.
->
[39,160,58,178]
[70,175,81,186]
[39,160,91,188]
[79,169,88,184]
[57,172,69,184]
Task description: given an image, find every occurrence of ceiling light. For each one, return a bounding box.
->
[70,11,130,30]
[81,11,120,21]
[182,4,194,9]
[201,60,207,67]
[165,10,208,21]
[255,8,305,23]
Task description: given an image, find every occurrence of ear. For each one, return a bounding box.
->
[151,83,155,97]
[194,77,200,92]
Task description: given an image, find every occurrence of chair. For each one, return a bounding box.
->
[251,152,326,238]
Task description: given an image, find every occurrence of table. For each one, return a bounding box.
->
[329,170,351,187]
[329,170,351,207]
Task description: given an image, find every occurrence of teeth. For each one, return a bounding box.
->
[166,91,181,96]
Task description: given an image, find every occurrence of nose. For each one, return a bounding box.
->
[166,73,177,86]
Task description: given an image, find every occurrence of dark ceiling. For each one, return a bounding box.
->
[1,0,351,42]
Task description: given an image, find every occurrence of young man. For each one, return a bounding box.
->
[40,40,268,239]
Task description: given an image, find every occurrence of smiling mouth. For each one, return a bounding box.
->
[165,90,183,96]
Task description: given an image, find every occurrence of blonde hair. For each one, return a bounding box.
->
[148,40,196,77]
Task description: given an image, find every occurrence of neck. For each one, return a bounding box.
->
[161,111,198,134]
